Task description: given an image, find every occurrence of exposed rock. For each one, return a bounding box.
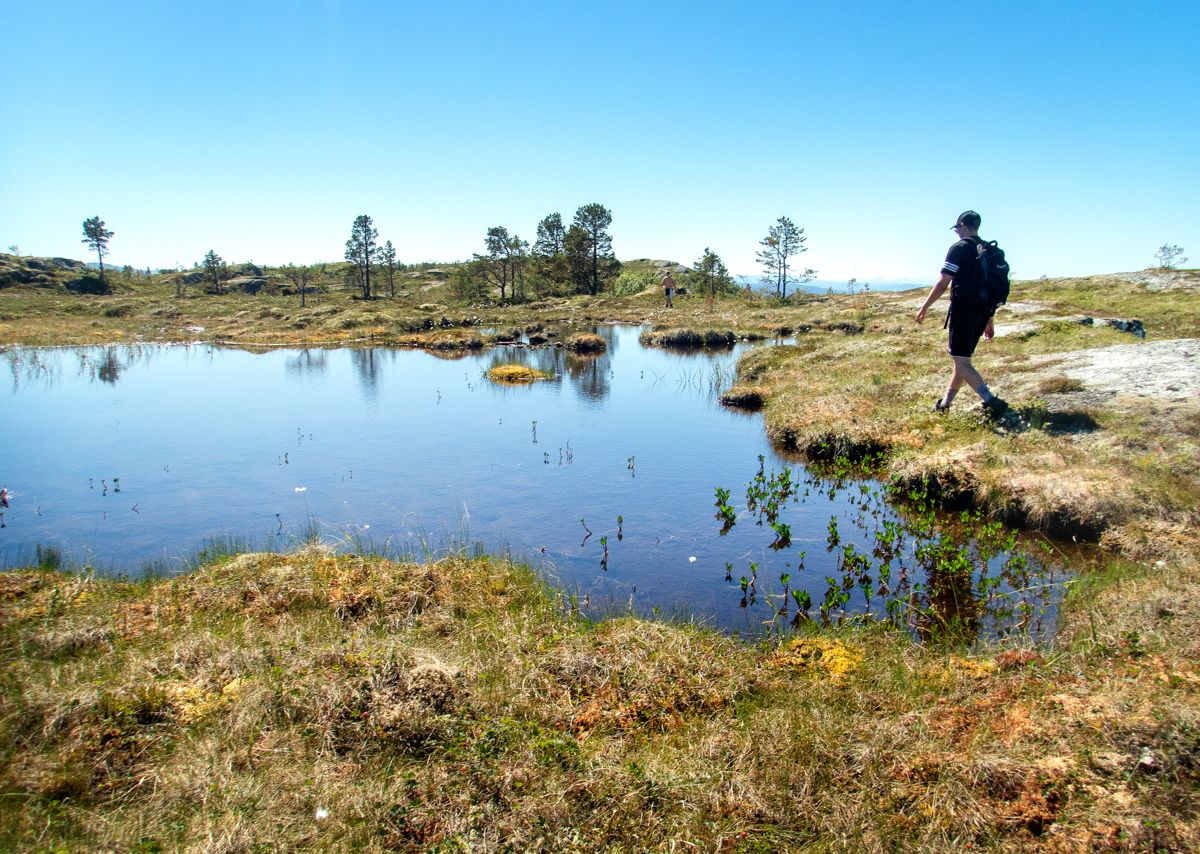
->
[1118,269,1200,292]
[1029,339,1198,401]
[993,321,1039,337]
[26,257,88,272]
[1103,318,1145,338]
[226,276,268,294]
[0,254,90,288]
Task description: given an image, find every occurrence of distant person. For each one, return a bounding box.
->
[661,270,675,308]
[915,210,1009,417]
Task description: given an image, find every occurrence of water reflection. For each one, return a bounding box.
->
[712,457,1067,642]
[284,349,329,381]
[96,348,122,384]
[3,344,164,390]
[1,329,1073,638]
[349,347,382,399]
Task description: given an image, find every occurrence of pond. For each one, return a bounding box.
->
[1,327,1066,638]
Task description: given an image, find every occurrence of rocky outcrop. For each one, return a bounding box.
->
[0,254,91,288]
[227,276,269,294]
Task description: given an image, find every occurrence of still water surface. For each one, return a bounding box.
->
[2,327,1061,635]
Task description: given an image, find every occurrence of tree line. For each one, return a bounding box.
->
[70,211,824,303]
[447,203,621,303]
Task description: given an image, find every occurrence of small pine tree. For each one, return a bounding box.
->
[81,216,114,282]
[1154,244,1187,270]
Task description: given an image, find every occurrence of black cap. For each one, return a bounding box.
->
[953,210,981,229]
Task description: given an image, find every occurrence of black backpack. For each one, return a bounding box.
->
[976,240,1011,312]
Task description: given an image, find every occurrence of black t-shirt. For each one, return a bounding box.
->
[942,238,985,311]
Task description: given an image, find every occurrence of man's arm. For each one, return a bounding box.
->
[915,273,952,323]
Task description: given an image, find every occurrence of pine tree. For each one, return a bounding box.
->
[689,247,735,300]
[532,213,567,294]
[381,240,398,297]
[757,216,814,299]
[81,216,114,283]
[567,203,619,295]
[345,215,381,299]
[202,250,226,294]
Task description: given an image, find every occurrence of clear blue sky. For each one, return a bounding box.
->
[3,0,1197,283]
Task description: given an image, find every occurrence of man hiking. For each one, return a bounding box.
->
[915,210,1009,417]
[661,270,676,308]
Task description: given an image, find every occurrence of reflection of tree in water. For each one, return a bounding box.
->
[349,347,382,398]
[486,344,612,401]
[97,348,122,384]
[284,349,329,380]
[565,353,610,400]
[4,349,61,391]
[75,345,154,386]
[485,341,613,401]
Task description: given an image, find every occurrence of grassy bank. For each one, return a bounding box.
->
[3,546,1198,851]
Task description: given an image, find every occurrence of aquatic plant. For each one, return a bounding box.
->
[714,455,1063,641]
[713,486,736,534]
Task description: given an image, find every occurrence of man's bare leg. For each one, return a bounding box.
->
[942,355,992,407]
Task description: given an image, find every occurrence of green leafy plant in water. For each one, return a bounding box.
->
[826,515,840,550]
[769,520,791,550]
[714,486,737,533]
[714,454,1062,640]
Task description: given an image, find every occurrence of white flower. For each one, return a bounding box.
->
[315,807,329,821]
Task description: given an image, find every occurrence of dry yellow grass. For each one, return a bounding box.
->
[486,364,553,384]
[4,545,1200,850]
[563,331,607,353]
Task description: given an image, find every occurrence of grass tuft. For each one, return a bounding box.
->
[563,332,607,353]
[486,364,552,384]
[719,384,767,410]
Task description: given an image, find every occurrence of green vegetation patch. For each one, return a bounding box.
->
[639,327,737,349]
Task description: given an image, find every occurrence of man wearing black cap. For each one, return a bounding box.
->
[915,210,1009,417]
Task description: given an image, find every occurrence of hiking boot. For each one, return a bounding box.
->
[934,398,951,414]
[981,396,1009,418]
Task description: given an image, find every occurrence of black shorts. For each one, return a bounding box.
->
[947,307,991,357]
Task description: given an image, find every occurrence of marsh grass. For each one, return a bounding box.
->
[486,364,553,384]
[3,545,1198,851]
[719,384,767,410]
[563,332,607,353]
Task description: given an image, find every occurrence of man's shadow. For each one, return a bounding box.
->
[994,405,1101,435]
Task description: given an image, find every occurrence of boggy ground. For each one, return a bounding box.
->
[2,261,1199,849]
